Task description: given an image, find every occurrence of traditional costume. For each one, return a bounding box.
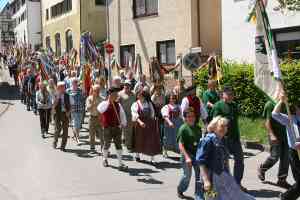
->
[131,99,161,159]
[161,104,183,153]
[97,87,128,171]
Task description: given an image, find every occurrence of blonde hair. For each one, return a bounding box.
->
[207,116,229,133]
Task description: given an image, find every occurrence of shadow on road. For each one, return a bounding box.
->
[64,148,100,158]
[0,84,20,101]
[248,189,281,198]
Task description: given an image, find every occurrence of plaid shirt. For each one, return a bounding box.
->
[68,88,85,113]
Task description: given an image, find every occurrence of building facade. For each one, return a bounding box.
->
[9,0,42,49]
[222,0,300,63]
[41,0,107,57]
[0,2,15,49]
[108,0,222,77]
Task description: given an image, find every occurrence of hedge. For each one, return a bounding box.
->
[195,60,300,117]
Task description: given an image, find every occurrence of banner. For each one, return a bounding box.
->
[254,0,283,101]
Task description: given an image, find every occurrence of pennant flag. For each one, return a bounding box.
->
[80,32,99,65]
[253,0,283,101]
[134,54,143,81]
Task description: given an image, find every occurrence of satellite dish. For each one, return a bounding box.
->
[183,53,202,72]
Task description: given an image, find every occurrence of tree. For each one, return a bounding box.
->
[276,0,300,11]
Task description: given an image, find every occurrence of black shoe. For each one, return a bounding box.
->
[52,143,57,149]
[60,147,66,152]
[103,160,109,167]
[118,164,128,171]
[135,157,141,162]
[240,185,248,193]
[257,167,265,181]
[177,190,185,199]
[277,179,292,189]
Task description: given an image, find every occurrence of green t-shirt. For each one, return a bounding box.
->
[262,101,286,139]
[177,123,202,156]
[212,100,240,140]
[202,90,219,119]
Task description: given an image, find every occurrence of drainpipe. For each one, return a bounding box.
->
[197,0,201,48]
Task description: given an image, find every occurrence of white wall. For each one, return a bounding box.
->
[222,0,300,63]
[12,2,28,45]
[27,0,42,48]
[12,0,42,48]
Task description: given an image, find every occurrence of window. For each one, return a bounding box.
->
[274,27,300,59]
[55,33,61,56]
[120,45,135,68]
[156,40,175,65]
[65,30,73,53]
[46,9,49,20]
[95,0,106,5]
[45,36,51,48]
[51,0,72,18]
[133,0,158,18]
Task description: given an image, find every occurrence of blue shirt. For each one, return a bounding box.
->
[272,112,300,150]
[196,133,229,175]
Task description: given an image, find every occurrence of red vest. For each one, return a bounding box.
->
[187,95,201,117]
[101,102,120,128]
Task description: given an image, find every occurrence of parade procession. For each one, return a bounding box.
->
[1,0,300,200]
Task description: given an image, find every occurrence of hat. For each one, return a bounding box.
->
[223,86,233,94]
[124,80,131,86]
[107,87,122,95]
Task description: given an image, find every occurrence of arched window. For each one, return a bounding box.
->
[65,30,73,53]
[55,33,61,56]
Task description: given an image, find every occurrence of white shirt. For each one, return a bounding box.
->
[161,104,182,119]
[97,100,127,127]
[181,97,208,120]
[131,100,155,122]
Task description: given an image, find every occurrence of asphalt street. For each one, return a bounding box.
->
[0,69,295,200]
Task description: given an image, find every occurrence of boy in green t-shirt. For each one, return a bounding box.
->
[177,107,203,200]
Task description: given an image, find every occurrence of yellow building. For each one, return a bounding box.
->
[41,0,107,56]
[108,0,221,77]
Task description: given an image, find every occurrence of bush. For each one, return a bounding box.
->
[195,60,300,117]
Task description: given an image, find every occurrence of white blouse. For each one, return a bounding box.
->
[161,104,182,119]
[131,100,155,122]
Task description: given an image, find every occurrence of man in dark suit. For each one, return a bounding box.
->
[52,82,71,151]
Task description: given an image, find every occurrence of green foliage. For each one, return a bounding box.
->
[277,0,300,11]
[195,60,300,117]
[239,117,267,144]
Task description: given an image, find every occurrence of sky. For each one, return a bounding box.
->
[0,0,8,12]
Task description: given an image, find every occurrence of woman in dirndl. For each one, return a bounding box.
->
[196,116,255,200]
[161,92,183,157]
[131,88,161,164]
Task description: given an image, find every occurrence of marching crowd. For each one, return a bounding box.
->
[2,48,300,200]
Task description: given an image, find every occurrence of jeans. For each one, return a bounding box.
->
[178,155,204,200]
[281,149,300,200]
[226,138,244,185]
[260,137,289,180]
